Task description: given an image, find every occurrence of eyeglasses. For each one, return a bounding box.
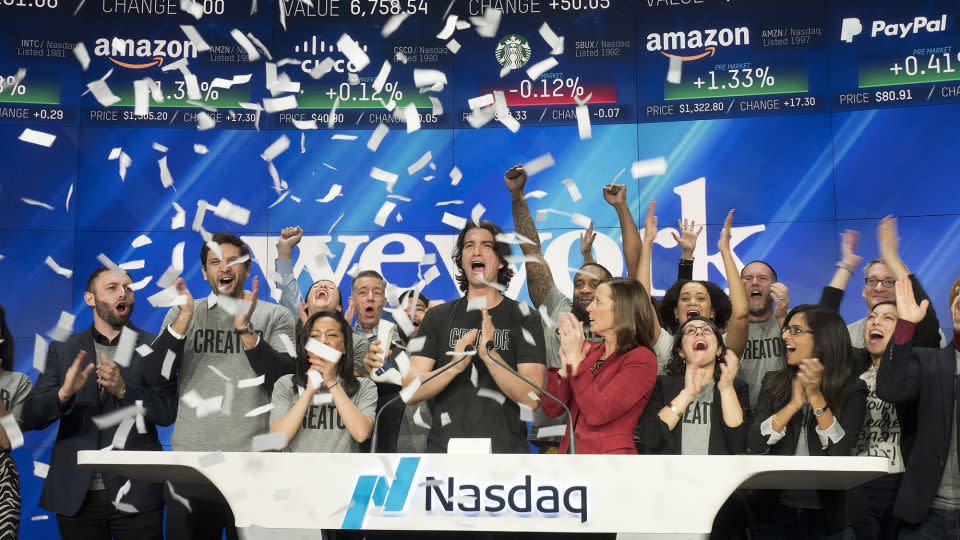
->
[865,278,896,289]
[782,325,814,336]
[682,325,715,337]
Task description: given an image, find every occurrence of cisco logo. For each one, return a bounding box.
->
[296,36,369,74]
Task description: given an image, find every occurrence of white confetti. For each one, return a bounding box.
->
[575,105,591,140]
[292,118,318,130]
[407,151,432,175]
[367,123,389,152]
[430,96,444,116]
[413,69,447,91]
[33,461,49,478]
[370,167,398,192]
[0,415,23,450]
[413,406,430,429]
[92,403,141,430]
[399,377,422,404]
[382,13,409,37]
[180,24,211,52]
[112,327,138,367]
[523,153,555,176]
[526,57,558,81]
[525,190,548,199]
[211,198,251,226]
[441,412,452,426]
[161,350,176,380]
[135,344,153,357]
[87,79,121,107]
[667,56,682,84]
[561,178,583,203]
[400,103,420,133]
[30,515,49,522]
[171,202,185,229]
[441,212,466,230]
[158,156,175,189]
[436,15,458,39]
[21,198,54,210]
[238,374,265,388]
[528,391,540,402]
[252,432,286,452]
[539,22,564,55]
[450,166,463,186]
[152,142,168,153]
[336,33,369,71]
[407,336,426,354]
[261,135,290,162]
[66,183,74,211]
[374,201,397,227]
[44,256,72,278]
[478,388,506,405]
[245,403,274,417]
[536,425,567,439]
[231,29,261,61]
[33,335,48,373]
[166,481,192,512]
[305,338,342,363]
[73,42,90,70]
[18,128,56,147]
[471,203,486,225]
[307,57,335,80]
[519,403,534,422]
[447,39,461,54]
[129,275,152,291]
[466,297,487,312]
[631,157,668,179]
[470,7,501,38]
[263,95,297,113]
[131,234,152,248]
[120,259,146,271]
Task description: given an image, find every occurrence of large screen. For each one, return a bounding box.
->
[2,0,960,535]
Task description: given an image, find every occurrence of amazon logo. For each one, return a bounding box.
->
[93,37,198,69]
[645,26,749,61]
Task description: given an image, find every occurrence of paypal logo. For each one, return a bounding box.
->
[342,457,420,529]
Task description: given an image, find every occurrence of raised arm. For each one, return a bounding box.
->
[604,184,641,278]
[673,219,701,282]
[718,210,748,357]
[876,277,931,404]
[275,226,309,323]
[877,216,909,280]
[506,165,555,308]
[826,230,863,296]
[579,221,596,265]
[635,201,662,344]
[21,347,94,431]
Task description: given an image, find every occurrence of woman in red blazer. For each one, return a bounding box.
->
[543,277,659,454]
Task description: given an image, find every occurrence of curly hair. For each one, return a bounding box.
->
[452,221,515,293]
[658,279,732,334]
[662,316,727,378]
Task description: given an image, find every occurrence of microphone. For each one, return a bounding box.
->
[483,341,577,455]
[370,346,475,453]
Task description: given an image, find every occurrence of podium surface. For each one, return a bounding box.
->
[79,451,888,537]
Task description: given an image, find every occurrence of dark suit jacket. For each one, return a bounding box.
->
[748,370,869,531]
[876,320,960,524]
[22,325,178,516]
[543,342,657,454]
[638,375,750,455]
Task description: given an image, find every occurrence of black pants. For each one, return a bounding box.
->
[164,482,238,540]
[56,489,162,540]
[853,473,903,540]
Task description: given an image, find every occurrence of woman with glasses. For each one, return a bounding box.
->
[543,278,658,455]
[638,316,751,537]
[747,304,868,539]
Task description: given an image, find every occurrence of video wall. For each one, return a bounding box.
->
[2,0,960,535]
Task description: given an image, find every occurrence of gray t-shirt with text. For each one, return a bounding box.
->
[269,375,377,453]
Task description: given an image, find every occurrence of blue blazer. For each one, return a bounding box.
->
[22,325,177,516]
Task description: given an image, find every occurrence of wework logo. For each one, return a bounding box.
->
[341,457,420,529]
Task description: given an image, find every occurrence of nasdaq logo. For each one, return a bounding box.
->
[841,15,947,42]
[341,457,420,529]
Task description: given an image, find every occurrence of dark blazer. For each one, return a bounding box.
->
[543,342,657,454]
[876,320,960,524]
[638,375,750,455]
[22,325,178,517]
[748,370,869,531]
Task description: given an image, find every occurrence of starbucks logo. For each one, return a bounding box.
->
[495,35,532,69]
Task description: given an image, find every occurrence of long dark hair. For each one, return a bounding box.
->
[295,311,359,397]
[659,279,733,334]
[766,304,855,409]
[0,305,13,372]
[663,316,727,378]
[603,278,656,355]
[452,221,515,293]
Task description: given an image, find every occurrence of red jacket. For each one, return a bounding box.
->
[543,342,657,454]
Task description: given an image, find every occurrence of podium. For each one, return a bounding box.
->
[79,450,888,539]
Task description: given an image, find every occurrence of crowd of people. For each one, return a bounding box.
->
[0,165,958,540]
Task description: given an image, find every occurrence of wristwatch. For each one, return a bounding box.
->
[236,321,254,335]
[813,406,828,417]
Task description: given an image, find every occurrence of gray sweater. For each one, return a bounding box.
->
[163,294,296,451]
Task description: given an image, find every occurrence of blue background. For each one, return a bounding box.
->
[2,0,960,537]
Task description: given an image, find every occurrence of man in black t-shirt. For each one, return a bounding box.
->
[406,220,546,453]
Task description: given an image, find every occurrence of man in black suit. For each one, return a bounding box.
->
[22,267,177,540]
[877,276,960,538]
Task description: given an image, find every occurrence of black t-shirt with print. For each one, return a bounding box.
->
[416,295,546,454]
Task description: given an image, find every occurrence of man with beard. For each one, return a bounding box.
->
[156,232,296,539]
[273,225,370,375]
[22,268,177,539]
[738,261,789,408]
[362,290,433,453]
[404,221,546,453]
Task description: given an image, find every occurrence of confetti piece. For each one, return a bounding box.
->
[87,79,121,107]
[575,105,591,140]
[413,69,447,91]
[92,403,142,430]
[135,344,153,357]
[523,153,555,176]
[471,203,486,225]
[33,462,49,478]
[371,61,391,93]
[305,338,342,363]
[447,39,461,54]
[528,391,540,402]
[450,166,462,186]
[536,425,567,439]
[33,335,48,373]
[245,403,274,417]
[526,57,558,81]
[211,198,251,226]
[382,12,409,37]
[231,29,261,61]
[435,200,463,206]
[152,142,168,153]
[478,388,506,405]
[470,365,478,387]
[131,234,151,248]
[108,147,133,181]
[525,190,548,199]
[436,15,459,39]
[400,102,420,133]
[441,212,466,230]
[18,128,56,147]
[292,118,317,130]
[470,7,501,38]
[367,123,389,152]
[539,22,564,55]
[128,276,152,291]
[407,151,432,175]
[196,112,216,131]
[0,412,23,449]
[413,406,430,429]
[518,404,534,422]
[309,184,343,205]
[161,350,175,380]
[112,327,138,367]
[44,256,72,278]
[21,197,54,210]
[171,203,185,229]
[667,56,682,84]
[307,57,335,80]
[407,336,426,354]
[238,374,265,389]
[180,0,203,18]
[198,452,224,468]
[539,306,556,328]
[178,24,210,52]
[252,432,286,452]
[370,167,398,192]
[263,95,297,113]
[399,377,421,403]
[30,516,49,522]
[468,94,494,110]
[571,212,592,229]
[631,157,668,178]
[430,96,444,116]
[261,135,290,161]
[146,287,187,308]
[158,156,175,189]
[337,33,369,71]
[133,79,151,116]
[111,416,135,449]
[374,201,397,227]
[74,42,90,70]
[66,183,74,211]
[466,297,487,312]
[521,327,536,346]
[166,481,192,512]
[119,259,145,271]
[207,365,231,381]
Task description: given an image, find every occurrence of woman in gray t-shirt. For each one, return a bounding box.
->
[267,311,377,453]
[0,306,33,539]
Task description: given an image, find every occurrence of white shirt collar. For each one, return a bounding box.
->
[206,292,219,308]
